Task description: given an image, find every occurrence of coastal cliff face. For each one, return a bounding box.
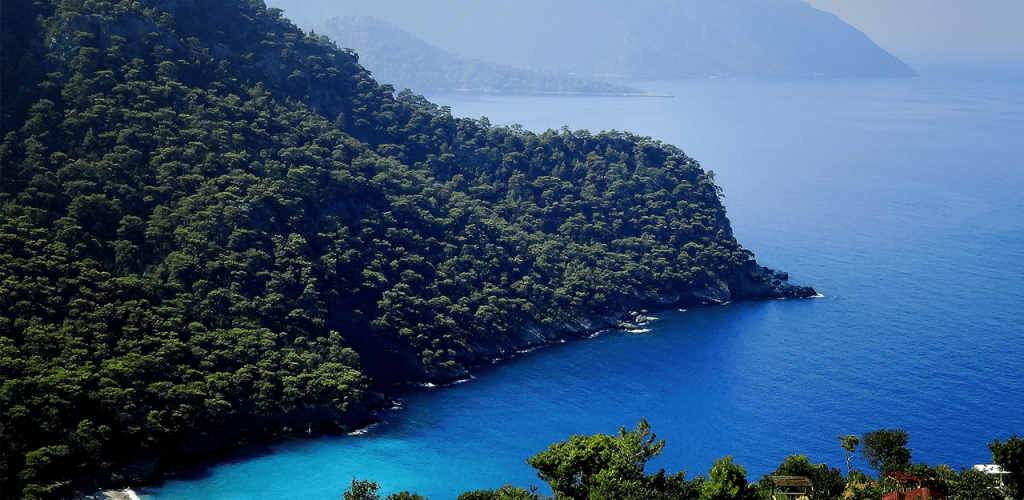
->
[451,262,816,371]
[2,0,811,497]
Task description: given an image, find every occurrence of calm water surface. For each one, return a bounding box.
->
[141,61,1024,500]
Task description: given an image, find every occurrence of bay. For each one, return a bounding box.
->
[140,61,1024,500]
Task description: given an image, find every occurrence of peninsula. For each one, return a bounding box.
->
[1,0,813,498]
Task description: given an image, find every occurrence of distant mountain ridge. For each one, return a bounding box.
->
[313,15,646,95]
[303,0,916,78]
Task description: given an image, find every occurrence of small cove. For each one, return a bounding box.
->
[140,61,1024,500]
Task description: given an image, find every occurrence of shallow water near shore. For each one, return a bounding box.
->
[140,61,1024,500]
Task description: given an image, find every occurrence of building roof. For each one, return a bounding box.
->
[771,476,813,488]
[882,487,948,500]
[973,464,1009,475]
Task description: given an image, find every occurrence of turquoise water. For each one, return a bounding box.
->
[140,61,1024,499]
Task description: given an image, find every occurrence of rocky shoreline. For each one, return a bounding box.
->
[449,260,817,373]
[81,489,141,500]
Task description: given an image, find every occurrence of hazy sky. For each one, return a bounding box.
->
[267,0,1024,60]
[802,0,1024,57]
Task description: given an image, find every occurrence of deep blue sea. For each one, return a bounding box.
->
[140,61,1024,500]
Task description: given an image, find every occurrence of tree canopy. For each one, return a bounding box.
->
[333,430,1020,500]
[838,435,860,476]
[526,418,666,500]
[990,435,1024,499]
[699,456,757,500]
[860,429,912,475]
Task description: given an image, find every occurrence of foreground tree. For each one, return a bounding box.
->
[387,494,429,500]
[846,482,885,500]
[341,478,430,500]
[838,435,860,476]
[860,429,912,475]
[343,478,384,500]
[990,435,1024,499]
[700,456,757,500]
[933,465,1005,500]
[458,485,544,500]
[527,418,665,500]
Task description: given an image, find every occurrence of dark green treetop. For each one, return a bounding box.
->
[526,418,666,500]
[860,429,912,475]
[699,456,757,500]
[457,485,545,500]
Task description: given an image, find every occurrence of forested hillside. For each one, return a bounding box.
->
[0,0,811,498]
[312,16,644,95]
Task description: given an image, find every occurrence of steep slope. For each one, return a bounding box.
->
[0,0,811,498]
[292,0,916,78]
[313,15,645,95]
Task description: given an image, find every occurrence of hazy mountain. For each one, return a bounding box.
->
[314,15,646,94]
[297,0,916,78]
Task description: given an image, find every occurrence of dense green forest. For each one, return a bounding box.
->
[1,0,811,498]
[312,16,645,95]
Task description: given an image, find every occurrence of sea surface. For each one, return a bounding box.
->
[140,60,1024,499]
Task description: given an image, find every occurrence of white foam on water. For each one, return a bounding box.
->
[448,376,475,385]
[347,422,381,436]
